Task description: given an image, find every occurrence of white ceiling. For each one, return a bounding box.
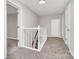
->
[7,4,17,14]
[18,0,70,16]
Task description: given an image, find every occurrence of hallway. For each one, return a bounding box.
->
[7,38,73,59]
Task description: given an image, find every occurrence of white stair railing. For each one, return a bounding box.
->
[18,26,47,51]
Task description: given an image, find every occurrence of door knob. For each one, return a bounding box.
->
[67,29,70,31]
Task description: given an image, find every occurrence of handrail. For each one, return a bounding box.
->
[34,30,38,38]
[32,30,38,49]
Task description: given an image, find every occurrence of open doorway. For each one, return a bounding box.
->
[7,3,18,56]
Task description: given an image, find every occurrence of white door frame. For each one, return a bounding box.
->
[6,0,21,58]
[7,2,18,40]
[7,0,22,40]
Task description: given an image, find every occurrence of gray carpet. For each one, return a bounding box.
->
[7,37,73,59]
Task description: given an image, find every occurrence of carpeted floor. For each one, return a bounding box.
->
[7,37,73,59]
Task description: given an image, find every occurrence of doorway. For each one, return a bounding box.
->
[7,3,18,56]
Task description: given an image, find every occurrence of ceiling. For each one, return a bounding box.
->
[7,4,17,14]
[18,0,70,16]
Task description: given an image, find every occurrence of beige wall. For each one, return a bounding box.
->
[7,14,17,39]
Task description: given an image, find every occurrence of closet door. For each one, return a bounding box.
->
[51,19,60,37]
[64,3,71,48]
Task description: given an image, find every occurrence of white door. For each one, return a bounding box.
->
[51,19,60,37]
[64,3,71,48]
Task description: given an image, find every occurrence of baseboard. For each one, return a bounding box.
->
[18,46,40,52]
[48,37,63,39]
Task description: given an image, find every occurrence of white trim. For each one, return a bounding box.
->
[7,0,19,9]
[4,0,7,58]
[25,47,40,52]
[18,46,40,52]
[48,36,62,38]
